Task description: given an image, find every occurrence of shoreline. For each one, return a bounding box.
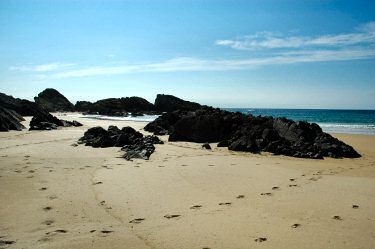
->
[0,114,374,248]
[52,112,375,136]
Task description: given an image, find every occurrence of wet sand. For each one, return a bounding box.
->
[0,113,374,249]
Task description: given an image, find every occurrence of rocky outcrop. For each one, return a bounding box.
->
[145,107,361,159]
[154,94,202,112]
[0,106,25,131]
[0,92,48,117]
[75,97,157,116]
[78,125,163,160]
[75,101,93,112]
[0,92,82,131]
[34,88,75,112]
[29,112,82,130]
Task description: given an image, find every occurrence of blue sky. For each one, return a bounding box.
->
[1,0,375,109]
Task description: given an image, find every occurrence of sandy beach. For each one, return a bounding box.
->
[1,113,374,249]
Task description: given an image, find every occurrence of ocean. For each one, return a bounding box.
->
[81,108,375,135]
[223,108,375,135]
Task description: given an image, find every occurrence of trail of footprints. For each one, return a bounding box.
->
[123,167,363,246]
[14,161,360,247]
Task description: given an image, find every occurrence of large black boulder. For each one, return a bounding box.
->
[154,94,202,112]
[145,107,361,159]
[34,88,75,112]
[78,126,163,160]
[0,106,25,131]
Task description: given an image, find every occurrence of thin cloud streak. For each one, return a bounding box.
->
[51,47,375,78]
[216,22,375,50]
[9,62,76,72]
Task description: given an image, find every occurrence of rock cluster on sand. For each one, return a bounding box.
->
[145,107,361,159]
[0,92,47,117]
[34,88,75,112]
[29,113,82,130]
[0,106,25,131]
[78,125,163,160]
[0,92,82,131]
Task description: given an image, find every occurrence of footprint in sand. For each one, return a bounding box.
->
[90,230,96,233]
[272,186,279,190]
[43,207,52,211]
[190,205,202,209]
[352,205,359,209]
[101,230,113,234]
[46,229,67,235]
[42,219,54,226]
[288,184,298,187]
[218,202,232,206]
[236,195,245,199]
[0,240,15,245]
[164,214,181,219]
[39,187,48,191]
[48,195,57,200]
[260,193,272,196]
[291,223,301,228]
[332,215,342,220]
[129,218,145,224]
[254,237,267,242]
[93,181,103,185]
[289,178,296,182]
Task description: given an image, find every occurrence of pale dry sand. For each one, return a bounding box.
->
[0,113,374,249]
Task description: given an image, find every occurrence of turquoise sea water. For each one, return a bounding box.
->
[223,108,375,135]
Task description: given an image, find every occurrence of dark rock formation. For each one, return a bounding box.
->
[75,101,93,112]
[154,94,202,112]
[144,111,186,135]
[29,112,82,130]
[202,143,211,150]
[0,92,82,131]
[145,107,361,159]
[0,92,48,116]
[34,88,75,112]
[78,125,163,160]
[75,97,156,116]
[0,106,25,131]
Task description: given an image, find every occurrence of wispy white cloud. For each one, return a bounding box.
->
[216,22,375,50]
[9,22,375,79]
[49,47,375,78]
[9,62,76,72]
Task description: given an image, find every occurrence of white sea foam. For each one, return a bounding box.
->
[80,114,159,122]
[318,123,375,135]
